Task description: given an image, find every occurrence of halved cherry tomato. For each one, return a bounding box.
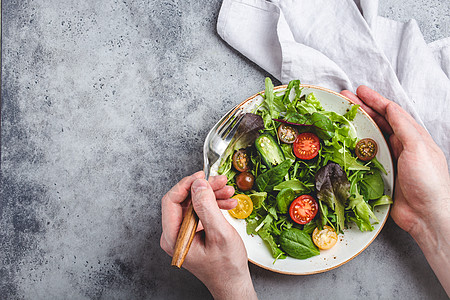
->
[293,132,320,160]
[289,195,318,224]
[277,124,299,144]
[355,138,378,161]
[232,149,250,172]
[235,171,254,191]
[312,226,338,250]
[228,194,253,219]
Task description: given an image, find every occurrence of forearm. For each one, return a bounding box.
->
[410,209,450,296]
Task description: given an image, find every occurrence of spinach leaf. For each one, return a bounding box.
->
[308,113,335,140]
[276,188,295,214]
[256,160,293,192]
[361,170,384,199]
[279,228,320,259]
[282,112,335,140]
[280,144,296,163]
[303,221,318,234]
[315,162,351,233]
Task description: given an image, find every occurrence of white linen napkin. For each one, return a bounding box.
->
[217,0,450,164]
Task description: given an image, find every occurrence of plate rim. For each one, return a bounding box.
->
[224,84,393,275]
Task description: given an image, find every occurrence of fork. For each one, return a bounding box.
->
[171,105,246,268]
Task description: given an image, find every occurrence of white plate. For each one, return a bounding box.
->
[210,85,394,275]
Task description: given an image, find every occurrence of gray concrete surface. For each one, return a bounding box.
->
[1,0,448,299]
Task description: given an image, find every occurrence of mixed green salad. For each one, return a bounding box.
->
[218,78,392,261]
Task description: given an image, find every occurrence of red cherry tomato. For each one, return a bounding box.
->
[232,149,250,172]
[293,133,320,160]
[289,195,318,225]
[235,171,254,191]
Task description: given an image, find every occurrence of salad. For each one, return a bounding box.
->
[218,78,392,261]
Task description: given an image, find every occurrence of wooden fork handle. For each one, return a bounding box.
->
[171,202,199,268]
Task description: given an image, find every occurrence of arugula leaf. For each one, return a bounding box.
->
[370,195,393,209]
[369,156,388,175]
[249,192,267,210]
[246,219,259,235]
[347,189,379,231]
[273,179,311,193]
[282,79,301,105]
[322,144,370,172]
[263,77,285,119]
[259,229,286,259]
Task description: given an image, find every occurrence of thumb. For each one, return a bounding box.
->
[191,178,228,233]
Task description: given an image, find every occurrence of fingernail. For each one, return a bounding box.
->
[192,179,208,193]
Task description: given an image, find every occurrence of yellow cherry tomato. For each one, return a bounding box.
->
[312,226,338,250]
[228,194,253,219]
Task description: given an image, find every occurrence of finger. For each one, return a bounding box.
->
[356,86,430,141]
[217,198,238,210]
[214,185,235,200]
[384,102,423,148]
[341,90,393,135]
[161,171,204,247]
[163,171,205,205]
[191,179,228,234]
[208,175,229,191]
[195,198,237,232]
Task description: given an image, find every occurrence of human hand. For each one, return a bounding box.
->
[160,171,257,300]
[341,86,450,295]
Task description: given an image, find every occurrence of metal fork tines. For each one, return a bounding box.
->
[203,107,245,179]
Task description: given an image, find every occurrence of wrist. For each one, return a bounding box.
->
[409,206,450,296]
[206,265,257,300]
[409,207,450,253]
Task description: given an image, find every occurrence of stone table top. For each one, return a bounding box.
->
[1,0,449,299]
